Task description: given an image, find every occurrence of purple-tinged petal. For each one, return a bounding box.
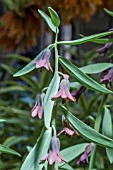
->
[63,127,75,136]
[56,151,67,163]
[31,103,38,117]
[98,43,112,56]
[40,154,49,162]
[48,150,57,165]
[37,105,43,119]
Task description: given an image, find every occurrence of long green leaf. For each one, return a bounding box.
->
[80,63,113,74]
[44,73,60,128]
[38,9,58,33]
[59,164,74,170]
[80,34,113,44]
[13,49,45,77]
[102,107,113,163]
[0,144,21,157]
[57,31,113,45]
[21,128,52,170]
[0,86,32,93]
[3,136,28,147]
[59,105,113,148]
[59,57,113,94]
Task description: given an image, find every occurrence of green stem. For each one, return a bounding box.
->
[54,29,59,73]
[89,94,108,170]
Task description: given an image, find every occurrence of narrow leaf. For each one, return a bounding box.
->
[59,164,74,170]
[13,49,45,77]
[48,7,60,27]
[44,73,60,128]
[21,128,52,170]
[0,144,21,157]
[59,105,113,148]
[102,107,113,163]
[80,63,113,74]
[59,57,113,94]
[104,8,113,17]
[38,9,58,33]
[57,31,113,45]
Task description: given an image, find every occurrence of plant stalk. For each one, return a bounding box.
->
[89,94,108,169]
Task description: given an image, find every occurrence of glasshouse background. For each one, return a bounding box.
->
[1,0,113,170]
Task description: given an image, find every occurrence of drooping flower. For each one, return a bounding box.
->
[77,143,94,165]
[31,93,45,119]
[33,47,53,71]
[53,74,75,101]
[100,68,113,88]
[41,136,66,165]
[57,116,79,137]
[98,42,112,56]
[71,85,86,102]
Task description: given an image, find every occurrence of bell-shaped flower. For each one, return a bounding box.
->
[71,85,86,102]
[40,136,66,165]
[31,93,45,119]
[98,43,112,56]
[57,116,79,137]
[33,47,53,71]
[100,68,113,88]
[77,143,94,165]
[53,74,75,101]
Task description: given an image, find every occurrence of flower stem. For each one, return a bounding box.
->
[89,94,108,169]
[54,28,59,73]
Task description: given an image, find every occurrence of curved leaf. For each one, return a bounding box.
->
[0,144,21,157]
[48,7,60,27]
[102,107,113,163]
[21,128,52,170]
[59,57,113,94]
[44,73,60,128]
[59,105,113,148]
[13,49,45,77]
[57,31,113,45]
[104,8,113,17]
[38,9,58,33]
[80,63,113,74]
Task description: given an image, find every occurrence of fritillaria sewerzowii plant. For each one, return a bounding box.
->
[13,7,113,170]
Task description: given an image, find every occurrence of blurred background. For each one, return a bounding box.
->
[0,0,113,170]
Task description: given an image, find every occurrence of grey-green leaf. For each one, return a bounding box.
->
[0,144,21,157]
[48,7,60,27]
[59,105,113,148]
[102,107,113,163]
[21,128,52,170]
[44,73,60,128]
[57,31,113,45]
[13,49,45,77]
[104,8,113,17]
[38,9,58,33]
[59,57,113,94]
[80,63,113,74]
[59,164,74,170]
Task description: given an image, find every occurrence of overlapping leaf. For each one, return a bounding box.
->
[59,105,113,148]
[59,57,113,94]
[44,73,60,128]
[21,128,52,170]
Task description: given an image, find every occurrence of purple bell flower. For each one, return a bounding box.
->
[33,47,53,71]
[41,136,66,165]
[100,68,113,88]
[31,93,45,119]
[77,143,94,165]
[53,74,75,101]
